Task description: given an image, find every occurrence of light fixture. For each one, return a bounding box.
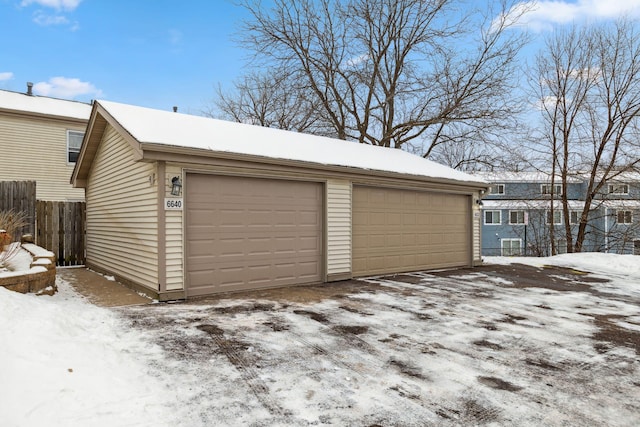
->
[171,176,182,196]
[476,199,484,207]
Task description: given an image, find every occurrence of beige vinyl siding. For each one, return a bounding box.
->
[85,125,158,290]
[473,202,481,262]
[165,164,184,291]
[326,179,352,277]
[0,113,86,201]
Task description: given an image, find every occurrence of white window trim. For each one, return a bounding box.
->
[501,238,522,256]
[508,210,525,225]
[67,130,84,164]
[569,210,581,225]
[541,183,563,196]
[491,184,505,195]
[484,210,501,225]
[608,183,629,195]
[616,210,633,224]
[546,210,562,225]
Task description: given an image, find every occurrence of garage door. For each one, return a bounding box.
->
[186,174,323,296]
[352,186,470,276]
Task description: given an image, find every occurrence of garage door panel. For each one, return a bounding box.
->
[353,186,470,276]
[186,174,323,296]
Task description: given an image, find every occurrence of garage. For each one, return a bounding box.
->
[352,186,471,276]
[185,174,323,296]
[71,99,487,300]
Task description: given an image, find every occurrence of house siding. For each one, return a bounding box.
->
[165,164,184,291]
[473,202,481,263]
[480,174,640,256]
[0,113,86,201]
[326,179,352,279]
[85,125,158,290]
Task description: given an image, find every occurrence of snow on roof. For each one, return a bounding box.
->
[97,100,485,185]
[482,199,586,210]
[0,89,91,120]
[473,171,585,183]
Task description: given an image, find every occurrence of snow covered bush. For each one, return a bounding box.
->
[0,209,28,245]
[0,210,30,272]
[0,242,33,272]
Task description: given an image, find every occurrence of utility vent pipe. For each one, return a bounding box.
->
[173,106,178,112]
[26,82,33,96]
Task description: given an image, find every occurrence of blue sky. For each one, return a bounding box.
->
[1,0,640,115]
[0,0,253,114]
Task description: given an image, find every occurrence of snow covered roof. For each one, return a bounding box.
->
[0,89,91,121]
[473,171,583,183]
[483,199,640,210]
[475,170,640,184]
[482,200,586,210]
[95,100,486,185]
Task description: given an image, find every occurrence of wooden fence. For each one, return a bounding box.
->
[0,180,36,237]
[36,201,86,266]
[1,181,86,266]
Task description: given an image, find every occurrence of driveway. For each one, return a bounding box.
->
[118,263,640,426]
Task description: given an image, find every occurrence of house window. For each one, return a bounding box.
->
[634,240,640,256]
[67,130,84,163]
[570,210,581,225]
[546,210,562,225]
[608,184,629,195]
[541,184,563,196]
[509,210,525,225]
[484,210,501,225]
[501,239,522,256]
[617,210,633,224]
[490,184,505,195]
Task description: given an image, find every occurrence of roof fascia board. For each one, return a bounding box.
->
[140,143,489,191]
[95,102,144,159]
[71,102,144,186]
[0,107,88,125]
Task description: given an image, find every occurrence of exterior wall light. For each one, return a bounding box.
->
[171,176,182,196]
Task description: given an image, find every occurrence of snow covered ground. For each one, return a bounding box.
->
[2,253,639,426]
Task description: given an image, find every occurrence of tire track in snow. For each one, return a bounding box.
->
[197,324,291,421]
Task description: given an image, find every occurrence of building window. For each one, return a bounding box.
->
[490,184,505,195]
[509,210,525,225]
[67,130,84,163]
[501,239,522,256]
[541,184,563,196]
[546,210,562,225]
[608,184,629,195]
[484,210,501,225]
[634,240,640,256]
[617,210,633,224]
[570,210,581,225]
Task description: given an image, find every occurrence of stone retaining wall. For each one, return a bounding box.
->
[0,244,56,295]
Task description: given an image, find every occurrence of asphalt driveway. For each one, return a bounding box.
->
[117,263,640,426]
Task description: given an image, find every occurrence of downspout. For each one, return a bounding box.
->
[604,207,608,253]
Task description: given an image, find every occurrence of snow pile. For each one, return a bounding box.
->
[0,280,179,427]
[485,252,640,278]
[0,247,33,273]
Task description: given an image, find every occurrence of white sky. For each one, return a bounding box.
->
[513,0,640,31]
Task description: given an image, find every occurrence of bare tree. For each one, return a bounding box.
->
[533,20,640,253]
[209,68,332,135]
[216,0,529,166]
